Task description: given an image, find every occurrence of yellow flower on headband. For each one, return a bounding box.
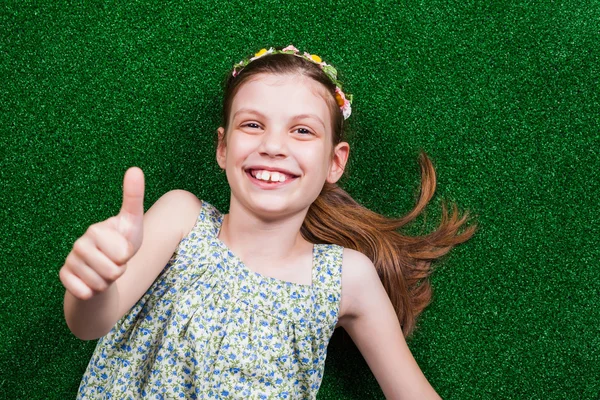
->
[254,48,268,58]
[335,91,345,107]
[310,54,322,63]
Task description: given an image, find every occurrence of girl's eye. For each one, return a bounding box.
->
[242,122,262,129]
[295,127,314,135]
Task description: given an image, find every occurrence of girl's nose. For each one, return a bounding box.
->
[259,128,287,157]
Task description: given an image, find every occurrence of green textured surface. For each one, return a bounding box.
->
[1,1,599,399]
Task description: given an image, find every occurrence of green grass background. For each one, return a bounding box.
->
[1,1,598,399]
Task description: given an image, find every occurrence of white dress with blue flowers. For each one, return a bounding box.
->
[77,200,343,399]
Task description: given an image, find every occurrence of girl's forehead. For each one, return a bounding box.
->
[231,74,332,122]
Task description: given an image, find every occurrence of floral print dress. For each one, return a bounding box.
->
[77,200,344,399]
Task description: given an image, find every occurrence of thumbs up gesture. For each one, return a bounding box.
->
[59,167,145,300]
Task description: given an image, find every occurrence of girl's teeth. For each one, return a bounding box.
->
[252,170,290,182]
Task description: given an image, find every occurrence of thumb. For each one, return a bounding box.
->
[118,167,145,235]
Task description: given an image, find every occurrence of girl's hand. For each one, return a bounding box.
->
[59,167,145,301]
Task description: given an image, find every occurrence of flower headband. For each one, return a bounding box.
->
[232,45,353,120]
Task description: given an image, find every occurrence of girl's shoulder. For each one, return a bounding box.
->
[153,189,205,240]
[337,248,379,324]
[340,248,375,286]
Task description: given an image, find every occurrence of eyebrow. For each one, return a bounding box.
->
[233,108,326,130]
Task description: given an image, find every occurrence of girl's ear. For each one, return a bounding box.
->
[216,127,226,170]
[326,141,350,184]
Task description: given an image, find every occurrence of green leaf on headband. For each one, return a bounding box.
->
[322,65,338,80]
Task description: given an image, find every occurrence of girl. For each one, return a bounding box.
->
[60,45,476,399]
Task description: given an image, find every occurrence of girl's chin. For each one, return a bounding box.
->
[239,194,306,214]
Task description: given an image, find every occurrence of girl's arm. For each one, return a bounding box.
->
[337,249,442,400]
[63,189,202,340]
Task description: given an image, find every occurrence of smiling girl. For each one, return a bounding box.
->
[60,45,476,399]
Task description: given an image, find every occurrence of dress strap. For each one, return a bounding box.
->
[311,244,344,330]
[172,200,222,265]
[198,200,223,237]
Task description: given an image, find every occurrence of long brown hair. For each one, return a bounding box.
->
[219,48,477,337]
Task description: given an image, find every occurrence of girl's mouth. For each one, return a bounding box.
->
[245,169,298,188]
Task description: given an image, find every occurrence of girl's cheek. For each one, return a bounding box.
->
[229,138,257,160]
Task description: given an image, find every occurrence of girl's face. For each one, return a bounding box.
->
[217,73,349,218]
